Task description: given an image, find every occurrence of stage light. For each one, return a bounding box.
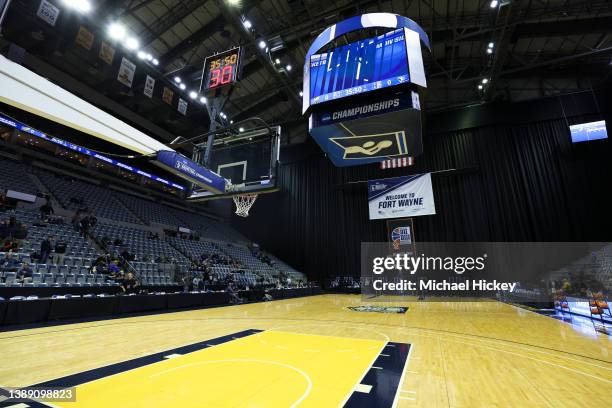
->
[299,91,303,97]
[275,58,280,64]
[487,48,493,54]
[230,120,234,124]
[179,83,186,90]
[108,23,126,40]
[152,59,159,65]
[239,127,245,132]
[174,76,181,83]
[189,91,197,99]
[286,64,292,71]
[200,96,207,104]
[482,78,489,84]
[478,84,484,90]
[258,40,267,49]
[125,37,139,50]
[243,20,252,29]
[488,42,495,48]
[137,51,146,59]
[490,0,499,8]
[146,53,153,61]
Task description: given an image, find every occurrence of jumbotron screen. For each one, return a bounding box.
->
[309,29,409,106]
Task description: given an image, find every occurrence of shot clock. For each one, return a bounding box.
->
[200,47,242,92]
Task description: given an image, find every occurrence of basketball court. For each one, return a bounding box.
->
[0,1,611,407]
[1,295,610,407]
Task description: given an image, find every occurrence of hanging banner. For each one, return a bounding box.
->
[117,57,135,88]
[75,26,94,50]
[36,0,60,27]
[144,75,155,98]
[178,98,188,115]
[162,86,174,105]
[368,173,435,220]
[99,41,115,65]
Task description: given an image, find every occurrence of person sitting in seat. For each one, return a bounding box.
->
[2,238,18,252]
[120,272,139,294]
[108,261,123,279]
[227,281,243,304]
[0,251,19,271]
[16,262,33,283]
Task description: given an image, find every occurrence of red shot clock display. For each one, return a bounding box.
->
[200,47,242,92]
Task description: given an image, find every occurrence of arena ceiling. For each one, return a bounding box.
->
[2,0,612,147]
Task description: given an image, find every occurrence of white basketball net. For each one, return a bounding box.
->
[233,194,258,217]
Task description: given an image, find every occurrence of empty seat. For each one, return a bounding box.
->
[4,272,16,285]
[64,274,77,285]
[76,274,88,285]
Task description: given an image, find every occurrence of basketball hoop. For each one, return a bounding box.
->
[233,193,258,217]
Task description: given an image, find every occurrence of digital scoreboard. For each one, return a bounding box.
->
[309,29,409,106]
[200,47,242,92]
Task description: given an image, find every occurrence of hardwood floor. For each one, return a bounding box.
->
[1,294,610,407]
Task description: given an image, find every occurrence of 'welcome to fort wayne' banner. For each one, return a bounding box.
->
[368,173,435,220]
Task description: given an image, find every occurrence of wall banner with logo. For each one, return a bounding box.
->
[99,41,115,65]
[368,173,435,220]
[117,57,136,88]
[178,98,188,115]
[144,75,155,98]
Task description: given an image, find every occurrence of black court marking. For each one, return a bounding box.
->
[344,342,411,408]
[0,329,262,408]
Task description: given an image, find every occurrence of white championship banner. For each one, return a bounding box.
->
[368,173,436,220]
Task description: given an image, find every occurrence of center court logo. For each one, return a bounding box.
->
[348,306,408,314]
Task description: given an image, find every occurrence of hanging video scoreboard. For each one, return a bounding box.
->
[200,47,242,92]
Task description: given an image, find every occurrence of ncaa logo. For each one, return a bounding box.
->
[391,226,411,250]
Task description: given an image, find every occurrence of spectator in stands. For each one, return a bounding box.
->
[2,238,18,252]
[39,235,53,264]
[53,240,67,265]
[71,211,82,231]
[79,215,90,237]
[227,281,243,304]
[108,261,123,279]
[16,262,33,283]
[92,253,110,273]
[39,202,54,220]
[0,251,19,271]
[0,216,27,241]
[120,272,139,294]
[0,192,8,212]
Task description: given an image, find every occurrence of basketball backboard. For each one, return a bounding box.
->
[188,125,281,202]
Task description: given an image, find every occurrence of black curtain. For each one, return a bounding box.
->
[232,101,612,283]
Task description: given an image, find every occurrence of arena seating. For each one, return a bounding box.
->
[0,156,38,194]
[1,162,307,293]
[34,169,142,224]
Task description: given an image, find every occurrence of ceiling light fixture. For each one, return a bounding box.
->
[125,37,139,50]
[108,23,126,41]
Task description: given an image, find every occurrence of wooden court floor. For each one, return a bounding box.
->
[1,294,611,407]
